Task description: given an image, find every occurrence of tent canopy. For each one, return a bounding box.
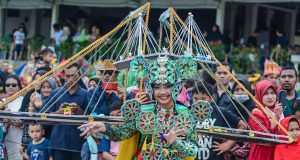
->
[0,0,220,9]
[229,0,300,2]
[1,0,300,9]
[0,0,53,9]
[58,0,220,9]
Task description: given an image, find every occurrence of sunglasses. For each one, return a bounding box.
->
[5,83,18,88]
[99,70,114,75]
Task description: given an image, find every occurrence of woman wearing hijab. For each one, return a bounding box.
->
[274,116,300,160]
[22,77,57,147]
[40,77,57,103]
[248,80,283,160]
[20,70,47,112]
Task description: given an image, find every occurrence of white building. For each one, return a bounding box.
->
[0,0,300,45]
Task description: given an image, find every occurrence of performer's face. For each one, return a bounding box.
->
[153,83,173,108]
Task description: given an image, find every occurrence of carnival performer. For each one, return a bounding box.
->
[80,55,199,159]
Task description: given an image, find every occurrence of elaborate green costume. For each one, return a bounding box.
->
[102,55,211,159]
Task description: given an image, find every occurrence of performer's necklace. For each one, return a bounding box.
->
[157,105,176,126]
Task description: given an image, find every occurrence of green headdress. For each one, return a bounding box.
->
[149,56,175,84]
[129,55,198,101]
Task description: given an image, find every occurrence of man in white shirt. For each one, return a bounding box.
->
[13,27,25,60]
[52,24,64,47]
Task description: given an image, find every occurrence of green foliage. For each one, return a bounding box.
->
[270,47,292,66]
[208,42,225,61]
[28,36,44,52]
[0,35,11,53]
[231,46,258,74]
[77,40,90,52]
[59,39,75,58]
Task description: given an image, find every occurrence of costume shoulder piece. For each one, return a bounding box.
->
[190,100,213,122]
[136,103,157,134]
[175,103,190,114]
[121,99,142,121]
[175,104,195,135]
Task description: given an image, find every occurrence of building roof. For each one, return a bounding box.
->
[1,0,300,9]
[0,0,220,9]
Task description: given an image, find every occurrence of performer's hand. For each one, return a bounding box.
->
[212,141,234,155]
[136,92,150,104]
[163,123,186,145]
[79,122,107,138]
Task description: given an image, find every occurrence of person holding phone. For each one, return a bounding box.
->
[87,59,120,115]
[248,80,283,160]
[42,63,88,160]
[279,66,299,117]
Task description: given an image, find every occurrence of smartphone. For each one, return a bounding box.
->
[102,82,118,91]
[63,103,72,108]
[279,90,287,109]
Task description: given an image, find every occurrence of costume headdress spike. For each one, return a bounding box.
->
[264,59,279,76]
[150,55,175,84]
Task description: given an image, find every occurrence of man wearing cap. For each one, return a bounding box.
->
[87,59,120,115]
[97,59,119,82]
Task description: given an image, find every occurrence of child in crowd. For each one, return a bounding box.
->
[274,116,300,160]
[19,123,52,160]
[81,101,122,160]
[106,101,122,159]
[81,134,110,160]
[41,48,54,68]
